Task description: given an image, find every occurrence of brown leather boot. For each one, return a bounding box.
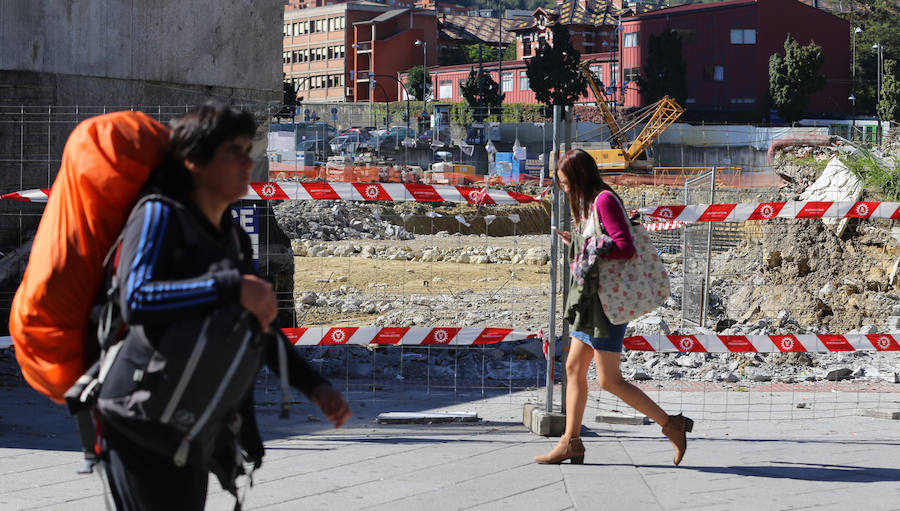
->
[661,413,694,466]
[534,435,585,464]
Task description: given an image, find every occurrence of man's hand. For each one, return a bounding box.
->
[310,384,352,428]
[240,274,278,329]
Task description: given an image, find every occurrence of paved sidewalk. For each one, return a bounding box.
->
[2,384,899,510]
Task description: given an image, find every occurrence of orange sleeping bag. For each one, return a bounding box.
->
[9,111,169,403]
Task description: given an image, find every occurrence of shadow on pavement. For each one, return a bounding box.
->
[658,462,900,483]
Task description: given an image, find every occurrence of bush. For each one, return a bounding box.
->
[841,148,900,201]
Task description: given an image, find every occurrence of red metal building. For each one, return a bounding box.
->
[351,8,438,103]
[416,0,851,118]
[619,0,851,117]
[400,52,618,105]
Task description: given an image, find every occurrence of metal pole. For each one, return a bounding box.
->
[559,111,572,412]
[701,167,716,327]
[424,42,428,116]
[545,105,562,413]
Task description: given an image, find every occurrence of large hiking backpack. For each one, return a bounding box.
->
[66,194,272,468]
[9,111,168,403]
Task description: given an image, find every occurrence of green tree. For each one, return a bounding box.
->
[839,0,900,115]
[460,67,504,121]
[439,45,469,66]
[878,59,900,122]
[406,65,430,102]
[439,42,518,66]
[635,28,688,105]
[525,24,587,107]
[768,35,826,123]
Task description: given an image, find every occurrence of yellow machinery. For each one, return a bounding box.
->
[578,59,685,171]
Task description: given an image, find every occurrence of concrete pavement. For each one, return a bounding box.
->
[2,383,899,510]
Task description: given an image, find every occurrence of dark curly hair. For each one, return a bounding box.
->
[149,101,257,198]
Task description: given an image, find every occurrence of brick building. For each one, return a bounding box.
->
[417,0,851,119]
[618,0,851,117]
[283,1,436,103]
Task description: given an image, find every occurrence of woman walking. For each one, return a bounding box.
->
[535,149,692,466]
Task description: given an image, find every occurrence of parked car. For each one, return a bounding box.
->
[465,127,484,145]
[296,139,328,152]
[386,126,416,139]
[329,135,359,154]
[376,126,417,147]
[340,127,371,139]
[417,128,450,147]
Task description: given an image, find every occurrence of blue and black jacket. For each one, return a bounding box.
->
[108,191,328,485]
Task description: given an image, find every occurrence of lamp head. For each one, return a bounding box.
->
[854,27,862,34]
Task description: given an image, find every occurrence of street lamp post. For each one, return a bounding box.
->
[415,39,428,116]
[873,42,884,122]
[851,26,862,139]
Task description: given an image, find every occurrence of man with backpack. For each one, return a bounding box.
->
[51,103,350,510]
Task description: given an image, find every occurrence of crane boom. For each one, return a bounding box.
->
[624,96,684,162]
[578,59,628,150]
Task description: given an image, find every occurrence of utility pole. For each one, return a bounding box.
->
[496,1,502,117]
[851,26,862,139]
[478,43,484,121]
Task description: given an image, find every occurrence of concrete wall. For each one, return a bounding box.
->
[0,0,286,193]
[1,0,283,98]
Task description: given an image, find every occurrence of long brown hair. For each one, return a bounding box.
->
[556,149,619,223]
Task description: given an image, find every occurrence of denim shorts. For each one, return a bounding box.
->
[571,322,628,353]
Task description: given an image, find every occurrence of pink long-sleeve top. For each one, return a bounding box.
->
[583,191,635,259]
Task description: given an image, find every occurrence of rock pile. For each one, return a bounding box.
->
[290,237,550,266]
[274,200,414,241]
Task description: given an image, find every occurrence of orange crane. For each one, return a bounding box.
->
[578,59,685,171]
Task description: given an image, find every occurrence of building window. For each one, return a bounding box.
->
[439,80,452,99]
[730,98,756,104]
[283,51,291,64]
[522,34,532,57]
[610,64,618,86]
[519,72,529,91]
[623,32,639,48]
[704,65,725,81]
[583,32,594,47]
[501,72,513,92]
[283,24,290,37]
[730,29,756,44]
[624,67,640,83]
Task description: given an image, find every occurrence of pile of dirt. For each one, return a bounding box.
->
[713,218,900,333]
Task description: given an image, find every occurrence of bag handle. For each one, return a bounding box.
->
[591,190,631,237]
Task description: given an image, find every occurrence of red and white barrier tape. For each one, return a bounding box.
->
[281,327,538,345]
[0,182,538,205]
[276,329,900,352]
[5,332,897,351]
[642,221,686,232]
[640,201,900,222]
[624,334,900,352]
[0,189,50,202]
[246,181,538,204]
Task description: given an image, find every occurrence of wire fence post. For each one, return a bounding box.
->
[545,105,563,414]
